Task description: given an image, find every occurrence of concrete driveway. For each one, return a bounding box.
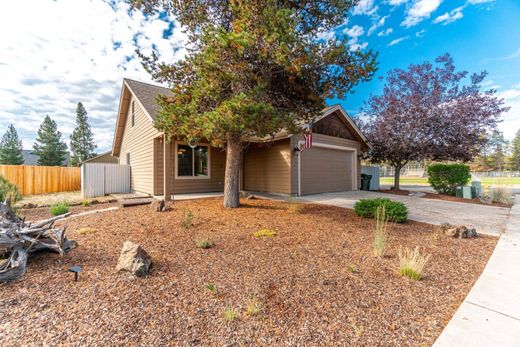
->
[297,191,511,236]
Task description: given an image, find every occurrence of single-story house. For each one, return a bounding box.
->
[111,78,369,198]
[80,151,119,165]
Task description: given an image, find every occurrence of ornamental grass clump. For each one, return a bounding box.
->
[196,238,214,249]
[373,205,389,257]
[491,187,513,206]
[222,307,239,322]
[50,201,69,216]
[181,209,193,229]
[287,202,304,214]
[245,296,263,316]
[398,246,431,280]
[252,229,277,237]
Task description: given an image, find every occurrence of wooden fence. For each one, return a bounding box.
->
[0,165,81,195]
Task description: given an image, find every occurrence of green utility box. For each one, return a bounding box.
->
[361,174,372,191]
[456,186,477,199]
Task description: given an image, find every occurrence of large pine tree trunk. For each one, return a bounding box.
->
[223,134,241,208]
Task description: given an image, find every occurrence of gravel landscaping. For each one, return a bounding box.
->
[0,198,497,345]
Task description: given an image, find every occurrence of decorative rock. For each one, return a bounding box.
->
[150,199,170,212]
[116,241,152,277]
[441,224,478,238]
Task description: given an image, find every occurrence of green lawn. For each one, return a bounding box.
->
[380,177,520,186]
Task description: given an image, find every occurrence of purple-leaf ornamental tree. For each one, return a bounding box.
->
[360,53,509,190]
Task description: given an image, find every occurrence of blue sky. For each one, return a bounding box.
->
[0,0,519,153]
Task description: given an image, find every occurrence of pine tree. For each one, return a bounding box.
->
[69,102,96,166]
[33,115,68,166]
[511,129,520,171]
[0,124,24,165]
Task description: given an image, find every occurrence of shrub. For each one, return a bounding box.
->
[354,198,407,223]
[181,209,193,229]
[287,202,304,214]
[252,229,277,237]
[347,264,358,273]
[222,307,239,322]
[50,202,69,216]
[491,187,513,206]
[81,199,90,207]
[373,206,389,257]
[205,283,217,293]
[245,296,263,316]
[196,239,214,249]
[0,175,22,203]
[398,246,431,280]
[427,163,471,196]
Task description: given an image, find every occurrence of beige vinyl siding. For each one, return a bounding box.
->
[243,139,291,194]
[154,140,226,195]
[119,95,160,195]
[290,133,362,195]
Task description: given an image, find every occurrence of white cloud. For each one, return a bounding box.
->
[348,41,369,51]
[367,15,389,36]
[387,36,409,46]
[378,28,394,37]
[497,87,520,140]
[388,0,408,5]
[402,0,443,27]
[0,0,188,152]
[415,29,426,37]
[433,6,464,25]
[352,0,378,16]
[343,25,365,38]
[467,0,494,4]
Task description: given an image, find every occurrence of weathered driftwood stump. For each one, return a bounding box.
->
[0,198,76,282]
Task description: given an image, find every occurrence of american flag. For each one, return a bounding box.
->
[300,123,313,152]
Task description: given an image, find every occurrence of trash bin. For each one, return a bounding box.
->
[361,174,372,191]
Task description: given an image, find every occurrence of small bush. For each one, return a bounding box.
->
[354,198,407,223]
[287,203,304,214]
[181,209,193,229]
[81,200,90,207]
[205,283,217,293]
[196,239,214,249]
[398,246,431,281]
[245,296,263,316]
[77,227,97,235]
[222,307,239,322]
[0,175,22,203]
[50,202,69,216]
[491,187,513,206]
[347,264,358,273]
[427,163,471,196]
[373,206,389,257]
[252,229,277,237]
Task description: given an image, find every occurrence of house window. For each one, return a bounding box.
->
[131,101,135,127]
[126,152,130,165]
[176,144,209,178]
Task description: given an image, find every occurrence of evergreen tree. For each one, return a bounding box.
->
[33,115,68,166]
[0,124,24,165]
[511,129,520,171]
[131,0,377,207]
[69,102,96,166]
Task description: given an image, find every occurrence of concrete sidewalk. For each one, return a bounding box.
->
[434,195,520,346]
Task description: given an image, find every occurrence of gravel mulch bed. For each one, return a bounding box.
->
[0,198,497,346]
[378,189,510,208]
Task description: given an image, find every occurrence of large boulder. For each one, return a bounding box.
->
[441,223,478,239]
[116,241,152,277]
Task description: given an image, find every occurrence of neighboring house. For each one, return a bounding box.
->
[21,150,70,166]
[112,78,369,198]
[80,151,119,165]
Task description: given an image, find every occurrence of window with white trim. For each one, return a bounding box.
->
[176,144,209,177]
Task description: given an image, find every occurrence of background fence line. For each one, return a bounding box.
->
[0,164,80,195]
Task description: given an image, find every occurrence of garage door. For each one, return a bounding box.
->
[301,147,353,195]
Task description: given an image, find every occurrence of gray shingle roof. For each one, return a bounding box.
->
[124,79,172,120]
